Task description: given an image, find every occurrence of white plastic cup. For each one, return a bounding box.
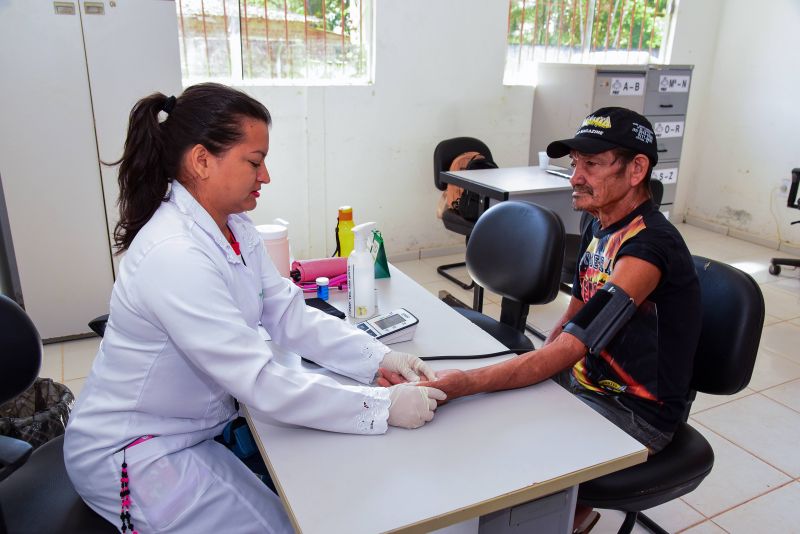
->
[256,224,290,278]
[538,151,550,170]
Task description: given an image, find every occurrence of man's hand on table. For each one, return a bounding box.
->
[416,369,469,404]
[377,367,469,407]
[376,367,408,387]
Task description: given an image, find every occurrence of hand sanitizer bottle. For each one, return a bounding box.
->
[348,222,377,319]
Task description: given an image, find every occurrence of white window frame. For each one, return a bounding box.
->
[504,0,677,86]
[176,0,375,87]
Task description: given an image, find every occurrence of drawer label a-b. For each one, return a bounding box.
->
[610,77,645,96]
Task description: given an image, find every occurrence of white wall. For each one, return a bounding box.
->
[671,0,800,250]
[237,0,534,260]
[666,0,723,220]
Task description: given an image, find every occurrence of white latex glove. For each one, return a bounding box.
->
[380,350,437,382]
[387,384,447,429]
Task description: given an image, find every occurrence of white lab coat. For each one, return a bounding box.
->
[64,182,392,533]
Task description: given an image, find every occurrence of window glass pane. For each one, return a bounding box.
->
[176,0,373,85]
[505,0,671,86]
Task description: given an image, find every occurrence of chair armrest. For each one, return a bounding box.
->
[87,314,109,337]
[0,435,33,483]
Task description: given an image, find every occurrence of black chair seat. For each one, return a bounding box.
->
[442,208,475,237]
[578,422,714,512]
[454,307,534,354]
[0,435,116,534]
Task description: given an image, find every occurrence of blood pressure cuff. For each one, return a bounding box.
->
[563,283,636,355]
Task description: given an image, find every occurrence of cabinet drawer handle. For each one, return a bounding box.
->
[84,1,104,14]
[659,104,674,108]
[53,1,76,14]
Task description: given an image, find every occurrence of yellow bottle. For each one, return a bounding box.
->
[336,206,355,257]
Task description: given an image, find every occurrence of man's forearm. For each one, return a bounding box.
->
[461,333,586,395]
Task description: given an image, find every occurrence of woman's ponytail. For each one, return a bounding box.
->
[112,93,172,253]
[111,84,271,253]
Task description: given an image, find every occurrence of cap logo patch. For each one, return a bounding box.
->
[581,115,612,129]
[631,122,654,144]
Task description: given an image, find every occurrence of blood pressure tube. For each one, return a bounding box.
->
[316,277,330,301]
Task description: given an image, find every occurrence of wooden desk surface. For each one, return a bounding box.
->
[246,266,647,533]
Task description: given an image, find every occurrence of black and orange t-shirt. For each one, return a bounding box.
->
[570,200,701,432]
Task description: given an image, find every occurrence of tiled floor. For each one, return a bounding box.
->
[43,223,800,533]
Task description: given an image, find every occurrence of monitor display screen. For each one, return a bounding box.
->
[375,314,404,330]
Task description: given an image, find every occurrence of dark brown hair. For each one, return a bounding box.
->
[612,146,654,187]
[111,83,271,253]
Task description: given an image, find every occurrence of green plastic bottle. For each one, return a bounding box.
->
[336,206,355,257]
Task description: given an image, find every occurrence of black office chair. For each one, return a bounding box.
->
[769,168,800,276]
[577,256,765,534]
[88,314,109,337]
[433,137,495,292]
[561,179,665,292]
[0,295,116,533]
[450,201,564,353]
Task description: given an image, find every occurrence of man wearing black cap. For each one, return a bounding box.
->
[383,107,702,456]
[540,107,701,456]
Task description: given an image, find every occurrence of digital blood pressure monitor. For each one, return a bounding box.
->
[355,308,418,344]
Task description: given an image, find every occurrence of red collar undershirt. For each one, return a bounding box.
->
[226,226,241,256]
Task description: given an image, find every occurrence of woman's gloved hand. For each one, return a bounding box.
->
[380,350,436,382]
[387,384,447,429]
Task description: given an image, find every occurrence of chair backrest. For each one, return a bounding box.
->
[650,179,664,208]
[0,295,42,404]
[433,137,494,191]
[466,201,565,306]
[691,256,764,395]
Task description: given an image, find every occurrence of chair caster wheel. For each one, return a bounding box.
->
[769,264,781,275]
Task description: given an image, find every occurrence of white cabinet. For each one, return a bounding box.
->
[0,0,182,340]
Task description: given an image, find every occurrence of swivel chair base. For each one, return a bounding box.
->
[437,261,475,290]
[769,258,800,276]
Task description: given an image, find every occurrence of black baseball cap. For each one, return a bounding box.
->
[546,107,658,166]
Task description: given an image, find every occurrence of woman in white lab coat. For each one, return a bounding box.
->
[64,83,445,534]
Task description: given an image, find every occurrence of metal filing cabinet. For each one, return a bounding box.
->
[530,64,693,217]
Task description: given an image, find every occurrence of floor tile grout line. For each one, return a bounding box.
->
[700,479,796,526]
[677,495,715,523]
[752,377,800,397]
[758,388,800,416]
[675,517,730,534]
[689,389,757,416]
[690,417,797,482]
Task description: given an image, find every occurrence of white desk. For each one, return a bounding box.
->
[439,166,581,234]
[245,266,646,533]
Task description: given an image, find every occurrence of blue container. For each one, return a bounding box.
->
[316,277,330,301]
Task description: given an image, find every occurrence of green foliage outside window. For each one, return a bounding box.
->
[507,0,668,57]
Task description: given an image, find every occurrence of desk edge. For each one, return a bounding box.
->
[385,448,648,534]
[244,406,304,534]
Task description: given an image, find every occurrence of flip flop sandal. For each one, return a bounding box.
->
[573,510,600,534]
